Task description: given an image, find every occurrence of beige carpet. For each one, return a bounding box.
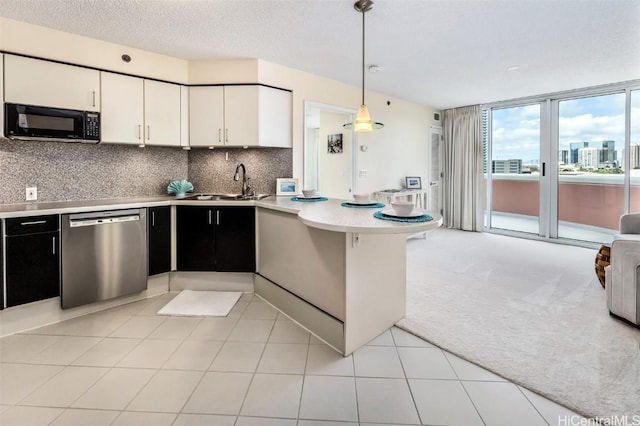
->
[398,228,640,418]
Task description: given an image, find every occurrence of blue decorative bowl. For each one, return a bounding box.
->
[167,180,193,196]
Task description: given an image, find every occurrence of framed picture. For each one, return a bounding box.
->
[328,133,343,154]
[276,178,299,195]
[405,176,422,189]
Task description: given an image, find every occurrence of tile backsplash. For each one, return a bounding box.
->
[188,148,293,195]
[0,138,292,204]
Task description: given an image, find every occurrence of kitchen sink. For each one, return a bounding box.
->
[182,193,271,201]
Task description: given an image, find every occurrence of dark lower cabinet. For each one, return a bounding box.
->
[176,206,216,271]
[148,206,171,275]
[5,215,60,307]
[215,207,255,272]
[176,206,255,272]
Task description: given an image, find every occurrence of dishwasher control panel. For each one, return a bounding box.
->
[69,215,139,228]
[68,209,141,228]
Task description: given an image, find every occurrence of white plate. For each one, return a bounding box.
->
[380,207,425,218]
[347,200,377,206]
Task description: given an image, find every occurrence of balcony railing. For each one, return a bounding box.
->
[487,173,640,241]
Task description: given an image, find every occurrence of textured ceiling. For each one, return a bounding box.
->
[1,0,639,109]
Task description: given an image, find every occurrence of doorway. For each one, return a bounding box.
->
[304,102,356,198]
[428,125,443,214]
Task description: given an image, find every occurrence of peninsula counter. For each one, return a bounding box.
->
[254,197,442,355]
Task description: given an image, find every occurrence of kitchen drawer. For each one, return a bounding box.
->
[5,215,59,236]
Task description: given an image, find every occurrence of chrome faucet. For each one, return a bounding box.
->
[233,163,254,196]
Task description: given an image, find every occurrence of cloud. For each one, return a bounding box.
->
[489,96,640,162]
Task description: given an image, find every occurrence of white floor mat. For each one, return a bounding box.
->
[157,290,242,317]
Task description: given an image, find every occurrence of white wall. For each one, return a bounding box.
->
[188,58,259,84]
[257,60,440,193]
[0,18,441,195]
[0,17,189,82]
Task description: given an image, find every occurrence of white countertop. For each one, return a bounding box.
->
[0,195,442,234]
[256,197,442,234]
[0,196,174,218]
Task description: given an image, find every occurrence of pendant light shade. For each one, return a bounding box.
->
[344,0,383,132]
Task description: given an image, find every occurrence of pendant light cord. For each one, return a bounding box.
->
[361,7,366,106]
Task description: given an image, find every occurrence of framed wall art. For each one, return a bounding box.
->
[328,133,343,154]
[405,176,422,189]
[276,178,299,195]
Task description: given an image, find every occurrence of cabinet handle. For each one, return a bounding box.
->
[225,129,229,143]
[218,128,221,143]
[208,210,212,225]
[216,210,220,226]
[52,236,56,255]
[91,91,96,107]
[138,125,142,140]
[21,220,46,226]
[152,211,155,227]
[146,125,150,140]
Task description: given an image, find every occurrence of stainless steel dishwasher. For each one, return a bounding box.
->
[61,208,147,309]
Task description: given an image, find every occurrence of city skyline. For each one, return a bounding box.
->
[490,92,640,164]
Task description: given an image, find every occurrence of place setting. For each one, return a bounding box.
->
[291,189,328,202]
[341,193,385,208]
[374,200,434,223]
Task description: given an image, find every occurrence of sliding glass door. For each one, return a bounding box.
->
[630,90,640,213]
[556,93,625,243]
[484,82,639,245]
[488,105,541,234]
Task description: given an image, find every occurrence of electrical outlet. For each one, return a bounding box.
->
[26,186,38,201]
[359,169,368,178]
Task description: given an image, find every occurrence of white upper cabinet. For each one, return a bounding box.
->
[1,54,4,138]
[4,55,100,112]
[180,86,189,149]
[189,86,224,147]
[258,86,292,148]
[144,80,181,147]
[189,85,292,148]
[100,72,182,147]
[224,85,260,147]
[100,72,144,145]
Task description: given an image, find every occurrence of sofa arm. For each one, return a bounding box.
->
[608,235,640,324]
[605,264,612,309]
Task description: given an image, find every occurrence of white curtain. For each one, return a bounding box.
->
[442,105,483,231]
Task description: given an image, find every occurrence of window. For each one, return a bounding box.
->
[484,82,640,245]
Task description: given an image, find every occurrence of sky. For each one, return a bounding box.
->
[490,91,640,164]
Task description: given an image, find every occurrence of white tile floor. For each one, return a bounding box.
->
[0,292,583,426]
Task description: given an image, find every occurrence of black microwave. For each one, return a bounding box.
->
[4,103,100,143]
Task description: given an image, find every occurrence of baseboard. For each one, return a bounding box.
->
[0,274,170,337]
[255,274,344,353]
[168,271,255,292]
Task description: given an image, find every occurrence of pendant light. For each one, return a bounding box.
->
[344,0,384,132]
